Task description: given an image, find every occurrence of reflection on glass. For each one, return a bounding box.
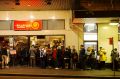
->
[84,23,97,33]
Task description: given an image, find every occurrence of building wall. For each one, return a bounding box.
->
[98,24,118,63]
[0,11,83,52]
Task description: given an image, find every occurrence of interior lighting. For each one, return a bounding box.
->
[6,17,10,20]
[109,22,119,26]
[109,19,119,26]
[51,16,56,19]
[30,15,35,19]
[84,23,96,26]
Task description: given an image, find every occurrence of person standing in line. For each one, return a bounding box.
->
[52,47,57,68]
[63,48,71,69]
[29,45,36,67]
[46,47,53,68]
[68,46,71,69]
[1,45,8,69]
[71,49,78,69]
[89,48,96,69]
[61,46,65,69]
[86,47,92,69]
[97,47,102,69]
[79,45,86,70]
[111,48,119,71]
[42,47,47,68]
[20,45,27,65]
[57,46,62,68]
[99,48,107,70]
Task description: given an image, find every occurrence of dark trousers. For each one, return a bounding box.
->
[79,58,86,70]
[90,58,96,69]
[40,58,45,68]
[112,60,119,71]
[99,61,105,70]
[63,59,71,69]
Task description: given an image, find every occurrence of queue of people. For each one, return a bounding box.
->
[0,43,119,71]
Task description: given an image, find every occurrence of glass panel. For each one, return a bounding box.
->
[30,35,65,48]
[84,23,97,33]
[84,41,97,54]
[0,20,11,30]
[48,20,65,30]
[42,20,48,30]
[84,33,97,41]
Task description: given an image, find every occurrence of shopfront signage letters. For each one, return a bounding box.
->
[14,20,42,30]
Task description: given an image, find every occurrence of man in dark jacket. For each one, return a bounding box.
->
[79,45,86,70]
[111,48,119,71]
[63,48,71,69]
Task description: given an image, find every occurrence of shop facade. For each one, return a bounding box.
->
[0,11,119,63]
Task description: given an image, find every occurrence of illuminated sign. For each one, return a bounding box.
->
[14,20,42,30]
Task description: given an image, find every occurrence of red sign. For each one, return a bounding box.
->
[14,20,42,30]
[109,37,113,45]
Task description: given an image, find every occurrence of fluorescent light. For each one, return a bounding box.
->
[84,33,97,40]
[6,17,10,20]
[84,23,96,26]
[30,15,35,19]
[51,16,55,19]
[109,22,119,26]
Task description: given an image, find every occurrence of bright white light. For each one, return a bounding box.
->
[109,22,119,26]
[51,16,55,19]
[6,17,10,20]
[84,33,97,40]
[30,15,35,19]
[84,23,96,26]
[6,12,10,20]
[85,42,97,45]
[103,27,108,29]
[32,41,36,45]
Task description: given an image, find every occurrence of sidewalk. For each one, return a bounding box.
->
[0,66,120,78]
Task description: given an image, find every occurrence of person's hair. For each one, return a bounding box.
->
[114,48,117,51]
[80,45,84,47]
[73,49,76,52]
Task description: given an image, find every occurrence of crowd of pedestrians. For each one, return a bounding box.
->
[0,42,119,71]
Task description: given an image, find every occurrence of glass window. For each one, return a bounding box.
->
[84,41,97,51]
[84,33,97,41]
[42,20,48,30]
[84,23,97,33]
[0,20,11,30]
[48,20,65,30]
[30,35,65,48]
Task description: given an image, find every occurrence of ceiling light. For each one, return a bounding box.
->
[84,23,96,26]
[109,22,119,26]
[51,16,55,19]
[6,17,10,20]
[109,19,119,26]
[27,5,31,6]
[30,15,35,19]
